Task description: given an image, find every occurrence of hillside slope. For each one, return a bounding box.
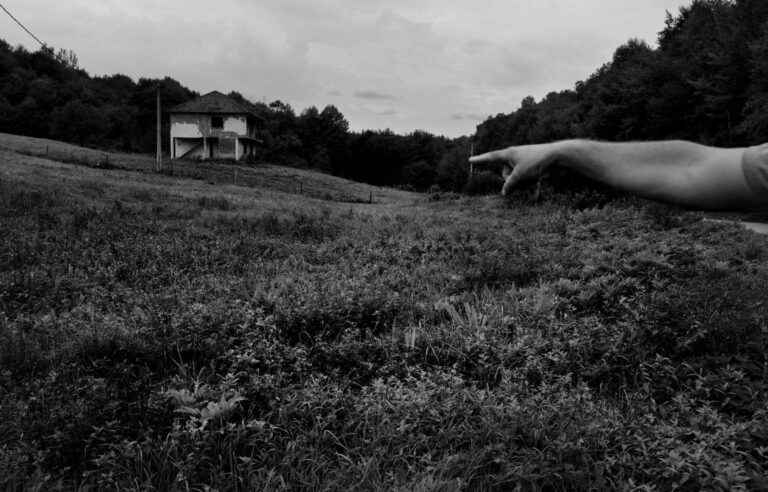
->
[0,132,416,205]
[2,142,768,490]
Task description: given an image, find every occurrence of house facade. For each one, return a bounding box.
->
[169,91,260,160]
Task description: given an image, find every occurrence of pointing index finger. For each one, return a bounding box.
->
[469,149,511,164]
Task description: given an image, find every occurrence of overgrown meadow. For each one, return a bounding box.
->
[2,143,768,491]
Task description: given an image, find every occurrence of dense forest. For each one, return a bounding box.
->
[475,0,768,153]
[2,0,768,192]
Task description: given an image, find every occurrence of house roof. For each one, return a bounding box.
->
[169,91,256,116]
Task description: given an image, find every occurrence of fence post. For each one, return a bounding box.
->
[369,191,372,204]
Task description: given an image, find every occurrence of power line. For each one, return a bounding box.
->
[0,2,46,48]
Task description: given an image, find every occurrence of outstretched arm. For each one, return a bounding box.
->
[470,139,768,210]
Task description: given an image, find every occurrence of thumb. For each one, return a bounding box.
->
[501,166,525,196]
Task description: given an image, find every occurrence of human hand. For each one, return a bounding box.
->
[469,143,561,195]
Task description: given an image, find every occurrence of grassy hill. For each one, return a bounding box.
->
[0,132,414,205]
[2,136,768,490]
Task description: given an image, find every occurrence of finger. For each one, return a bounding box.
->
[469,149,511,164]
[501,166,525,196]
[502,163,513,180]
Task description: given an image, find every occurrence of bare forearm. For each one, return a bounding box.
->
[551,139,756,209]
[555,140,707,177]
[471,138,766,210]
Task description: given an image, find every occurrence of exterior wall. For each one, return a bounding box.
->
[174,138,204,159]
[170,114,247,139]
[223,116,246,135]
[171,114,206,138]
[170,113,255,160]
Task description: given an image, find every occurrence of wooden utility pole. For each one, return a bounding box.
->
[156,87,162,172]
[469,141,475,177]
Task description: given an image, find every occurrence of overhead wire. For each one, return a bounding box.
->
[0,2,46,48]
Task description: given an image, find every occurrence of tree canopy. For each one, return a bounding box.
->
[2,0,767,193]
[476,0,768,153]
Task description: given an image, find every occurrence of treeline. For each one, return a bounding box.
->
[4,0,766,194]
[240,98,472,190]
[476,0,768,153]
[0,43,197,153]
[0,40,476,192]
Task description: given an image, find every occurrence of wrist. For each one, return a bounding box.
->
[551,139,581,163]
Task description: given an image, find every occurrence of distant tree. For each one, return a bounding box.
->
[658,0,747,144]
[103,104,138,149]
[2,68,29,104]
[27,77,57,108]
[130,77,196,152]
[474,113,510,154]
[576,39,661,141]
[436,140,471,192]
[319,105,349,134]
[297,106,326,169]
[15,96,48,136]
[319,105,350,173]
[474,0,768,163]
[269,100,294,116]
[0,95,13,133]
[739,23,768,142]
[345,130,402,185]
[49,99,107,146]
[401,160,435,190]
[528,90,581,143]
[55,48,78,70]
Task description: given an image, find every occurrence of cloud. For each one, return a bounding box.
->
[451,113,487,121]
[374,108,398,116]
[1,0,692,137]
[354,90,398,101]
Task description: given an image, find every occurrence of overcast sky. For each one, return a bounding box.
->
[2,0,691,137]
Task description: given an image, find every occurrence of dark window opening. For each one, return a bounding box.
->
[211,116,223,129]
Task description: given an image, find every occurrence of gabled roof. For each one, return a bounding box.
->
[169,91,255,115]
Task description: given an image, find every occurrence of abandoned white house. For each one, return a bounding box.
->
[169,91,261,160]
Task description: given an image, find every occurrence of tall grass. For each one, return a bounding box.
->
[2,157,768,490]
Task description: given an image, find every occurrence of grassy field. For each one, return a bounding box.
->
[0,132,411,204]
[2,136,768,490]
